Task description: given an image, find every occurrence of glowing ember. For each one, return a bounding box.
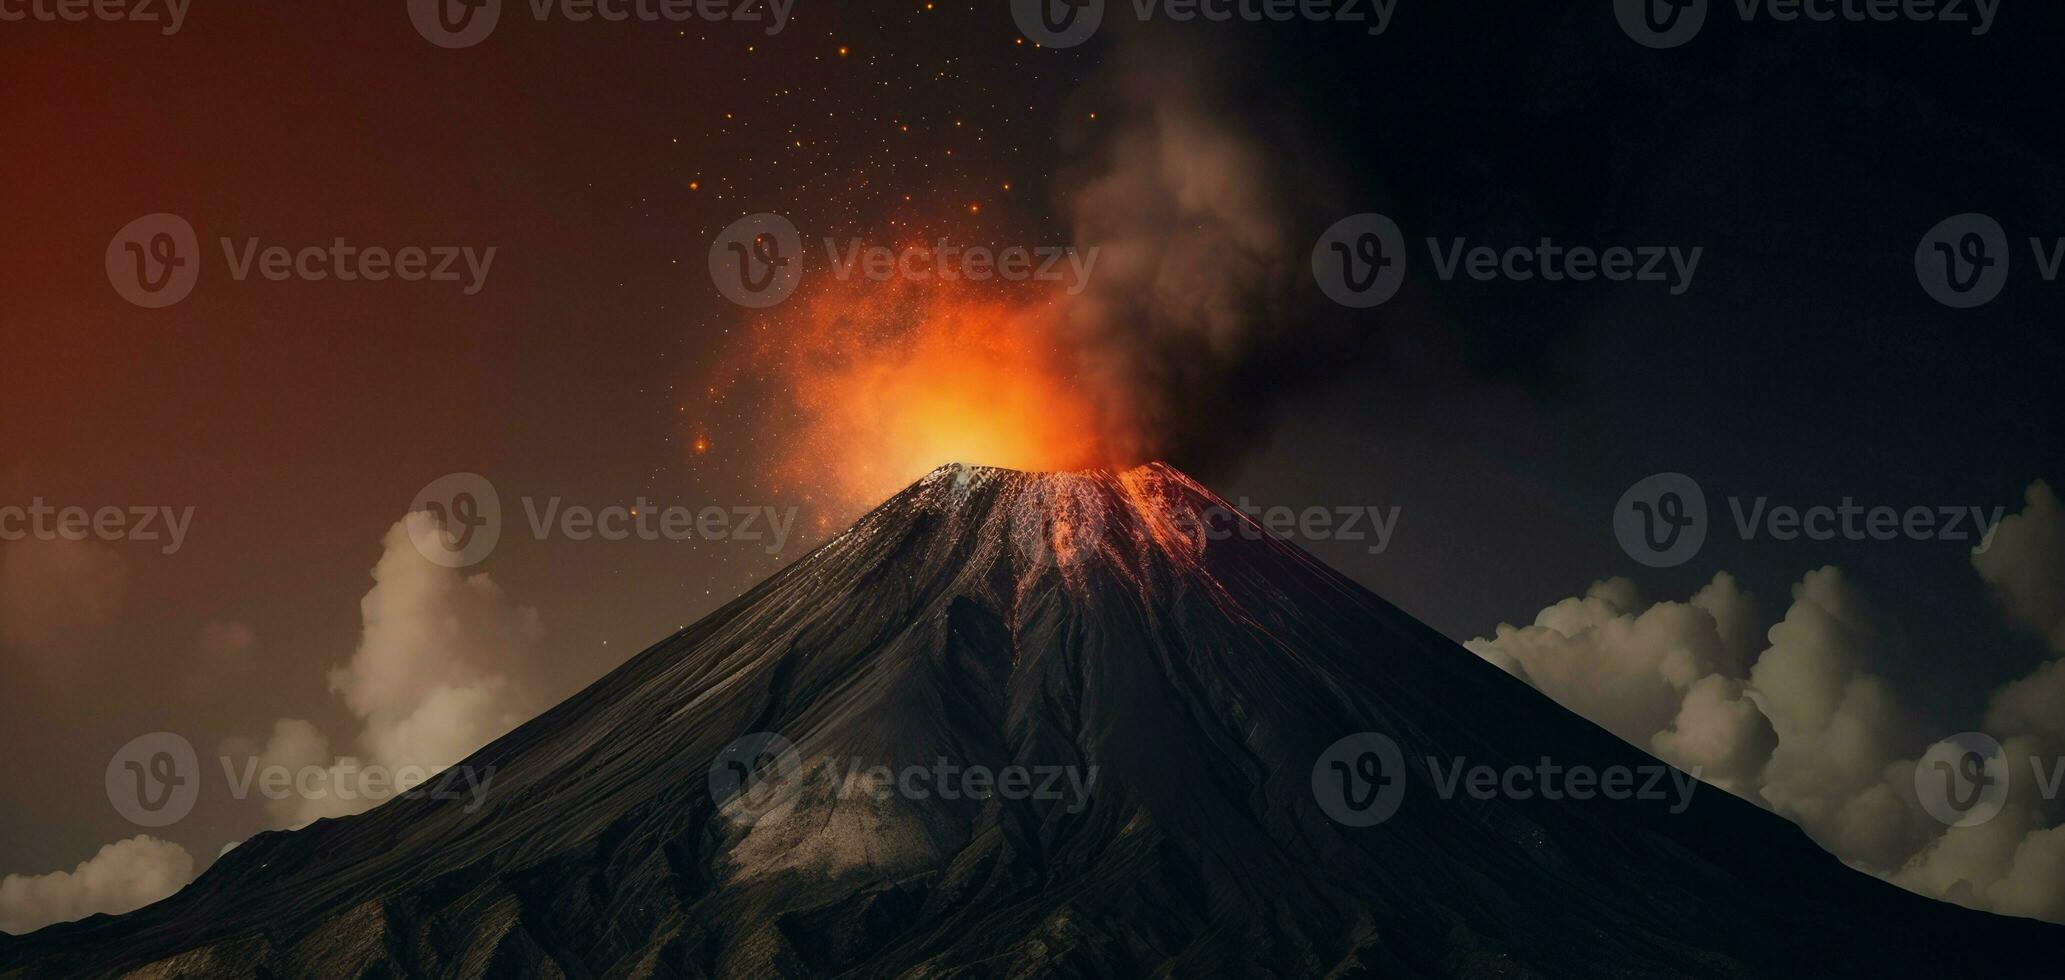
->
[697,265,1131,511]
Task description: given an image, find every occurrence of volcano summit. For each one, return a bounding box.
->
[3,464,2056,978]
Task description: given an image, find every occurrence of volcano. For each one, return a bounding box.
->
[4,464,2056,978]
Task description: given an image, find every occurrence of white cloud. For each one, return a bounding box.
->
[231,513,544,829]
[1985,659,2065,748]
[1651,674,1774,794]
[1748,569,1931,868]
[1463,573,1757,751]
[1973,480,2065,650]
[222,718,374,829]
[0,836,193,935]
[1473,482,2065,924]
[1988,824,2065,923]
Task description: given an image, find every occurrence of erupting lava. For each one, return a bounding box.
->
[701,268,1135,511]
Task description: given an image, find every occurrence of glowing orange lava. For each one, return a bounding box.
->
[702,266,1130,512]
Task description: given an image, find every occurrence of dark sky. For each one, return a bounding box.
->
[3,0,2062,922]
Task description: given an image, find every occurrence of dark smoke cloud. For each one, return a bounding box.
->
[1058,33,1381,479]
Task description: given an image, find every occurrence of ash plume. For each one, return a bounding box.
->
[1057,33,1371,480]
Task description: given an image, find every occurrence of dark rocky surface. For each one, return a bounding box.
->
[4,464,2056,978]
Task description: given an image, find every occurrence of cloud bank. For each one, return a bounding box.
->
[0,836,193,936]
[229,512,545,829]
[1469,480,2065,923]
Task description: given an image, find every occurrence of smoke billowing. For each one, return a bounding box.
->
[716,31,1376,509]
[1055,33,1360,479]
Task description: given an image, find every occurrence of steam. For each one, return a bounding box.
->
[226,513,547,829]
[1058,35,1351,477]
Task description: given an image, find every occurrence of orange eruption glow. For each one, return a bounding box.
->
[701,265,1134,512]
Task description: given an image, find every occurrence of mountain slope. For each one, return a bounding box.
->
[4,463,2056,978]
